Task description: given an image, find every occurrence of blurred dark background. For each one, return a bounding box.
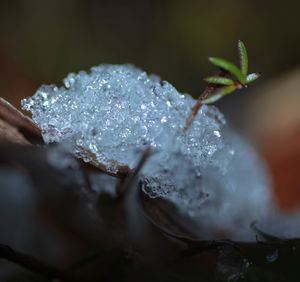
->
[0,0,299,105]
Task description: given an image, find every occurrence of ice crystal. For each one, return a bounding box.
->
[22,64,227,174]
[22,64,273,240]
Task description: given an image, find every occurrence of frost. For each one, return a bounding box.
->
[140,149,209,214]
[22,64,227,174]
[22,64,274,240]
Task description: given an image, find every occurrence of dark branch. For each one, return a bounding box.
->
[117,146,151,197]
[0,243,82,282]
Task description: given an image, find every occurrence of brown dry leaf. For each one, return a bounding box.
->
[262,127,300,211]
[78,149,130,178]
[0,97,42,139]
[0,118,30,145]
[245,68,300,211]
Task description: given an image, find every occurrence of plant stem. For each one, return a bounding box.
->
[184,86,214,131]
[184,68,228,131]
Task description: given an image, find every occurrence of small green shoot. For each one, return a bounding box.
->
[184,40,261,131]
[202,40,261,104]
[204,77,234,85]
[208,57,246,84]
[238,40,248,76]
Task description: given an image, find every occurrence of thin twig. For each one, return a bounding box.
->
[117,146,152,197]
[0,243,82,282]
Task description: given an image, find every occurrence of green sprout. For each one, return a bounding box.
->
[202,40,261,104]
[184,40,261,131]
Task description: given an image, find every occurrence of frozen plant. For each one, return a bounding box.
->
[22,41,274,240]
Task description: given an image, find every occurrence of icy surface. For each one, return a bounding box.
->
[22,64,227,174]
[22,64,274,240]
[88,172,119,197]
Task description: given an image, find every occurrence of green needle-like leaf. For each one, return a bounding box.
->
[201,93,223,104]
[204,76,234,85]
[202,85,236,104]
[238,40,248,76]
[200,41,261,106]
[246,72,261,83]
[209,57,246,84]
